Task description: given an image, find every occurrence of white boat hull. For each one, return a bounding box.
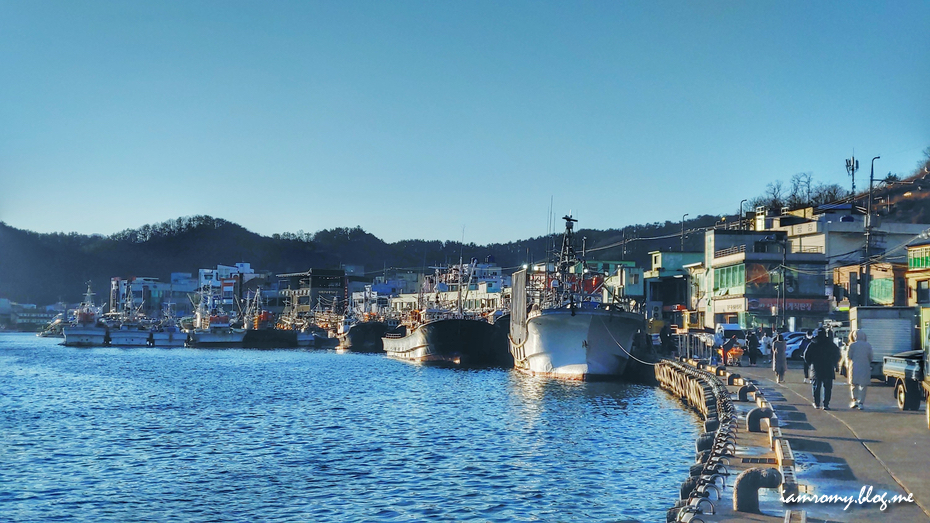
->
[151,330,187,347]
[108,329,151,347]
[62,326,107,347]
[514,309,643,380]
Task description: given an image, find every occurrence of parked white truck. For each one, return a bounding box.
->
[849,306,919,379]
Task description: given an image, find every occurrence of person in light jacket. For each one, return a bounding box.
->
[772,333,787,383]
[846,330,874,409]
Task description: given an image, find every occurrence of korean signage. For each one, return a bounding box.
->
[747,298,830,313]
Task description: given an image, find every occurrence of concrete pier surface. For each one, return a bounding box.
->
[728,360,930,522]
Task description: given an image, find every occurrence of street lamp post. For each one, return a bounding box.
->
[864,155,880,306]
[739,199,747,230]
[681,213,689,251]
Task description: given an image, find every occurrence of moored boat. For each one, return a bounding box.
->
[186,289,245,347]
[508,215,653,380]
[62,284,108,347]
[150,304,186,347]
[382,309,510,366]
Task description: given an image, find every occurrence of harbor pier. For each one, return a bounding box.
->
[659,358,930,522]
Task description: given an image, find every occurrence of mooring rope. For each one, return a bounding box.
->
[599,317,658,366]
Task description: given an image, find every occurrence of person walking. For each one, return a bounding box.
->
[772,333,787,383]
[747,331,760,366]
[804,329,841,410]
[722,335,738,366]
[761,331,773,363]
[846,330,874,409]
[713,329,725,366]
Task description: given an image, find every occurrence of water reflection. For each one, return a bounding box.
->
[2,333,699,522]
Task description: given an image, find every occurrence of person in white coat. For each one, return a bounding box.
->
[846,330,874,409]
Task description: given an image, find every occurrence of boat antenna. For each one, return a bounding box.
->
[458,225,465,315]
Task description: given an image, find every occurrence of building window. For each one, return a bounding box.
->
[918,280,930,305]
[714,265,746,295]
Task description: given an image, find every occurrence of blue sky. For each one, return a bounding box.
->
[2,1,928,244]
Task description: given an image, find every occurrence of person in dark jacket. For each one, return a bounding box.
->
[722,335,738,366]
[804,329,841,410]
[747,331,760,366]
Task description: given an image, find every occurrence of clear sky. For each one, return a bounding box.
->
[2,1,928,244]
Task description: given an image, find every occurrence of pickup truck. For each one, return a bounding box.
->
[882,350,926,417]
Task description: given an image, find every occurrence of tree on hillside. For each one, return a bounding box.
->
[787,172,813,208]
[762,180,785,210]
[810,183,845,206]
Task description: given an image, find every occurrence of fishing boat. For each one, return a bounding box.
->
[508,215,652,381]
[186,289,245,347]
[62,284,108,347]
[37,312,67,338]
[275,300,337,348]
[382,308,509,366]
[381,262,511,366]
[240,289,298,348]
[150,303,186,347]
[106,295,152,347]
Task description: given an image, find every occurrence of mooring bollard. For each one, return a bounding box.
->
[732,467,782,513]
[746,407,774,432]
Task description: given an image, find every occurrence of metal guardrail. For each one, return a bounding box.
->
[676,333,716,361]
[796,246,824,254]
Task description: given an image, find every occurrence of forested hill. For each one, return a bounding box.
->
[0,214,721,305]
[3,161,929,306]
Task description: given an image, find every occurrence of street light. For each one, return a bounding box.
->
[864,155,880,306]
[739,199,747,230]
[681,213,689,251]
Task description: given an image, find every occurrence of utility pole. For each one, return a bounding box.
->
[846,154,859,198]
[863,155,880,306]
[681,214,689,251]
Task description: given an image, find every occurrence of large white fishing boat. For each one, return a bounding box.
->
[508,215,651,380]
[62,284,108,347]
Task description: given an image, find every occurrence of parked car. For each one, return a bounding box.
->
[784,332,809,359]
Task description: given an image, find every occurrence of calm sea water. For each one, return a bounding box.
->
[1,333,699,522]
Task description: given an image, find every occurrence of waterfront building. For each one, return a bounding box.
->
[905,239,930,349]
[601,263,644,304]
[199,263,260,309]
[833,262,908,308]
[643,251,703,326]
[109,274,199,317]
[278,268,347,314]
[757,204,929,307]
[374,268,423,295]
[4,302,58,331]
[703,229,828,332]
[682,261,709,332]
